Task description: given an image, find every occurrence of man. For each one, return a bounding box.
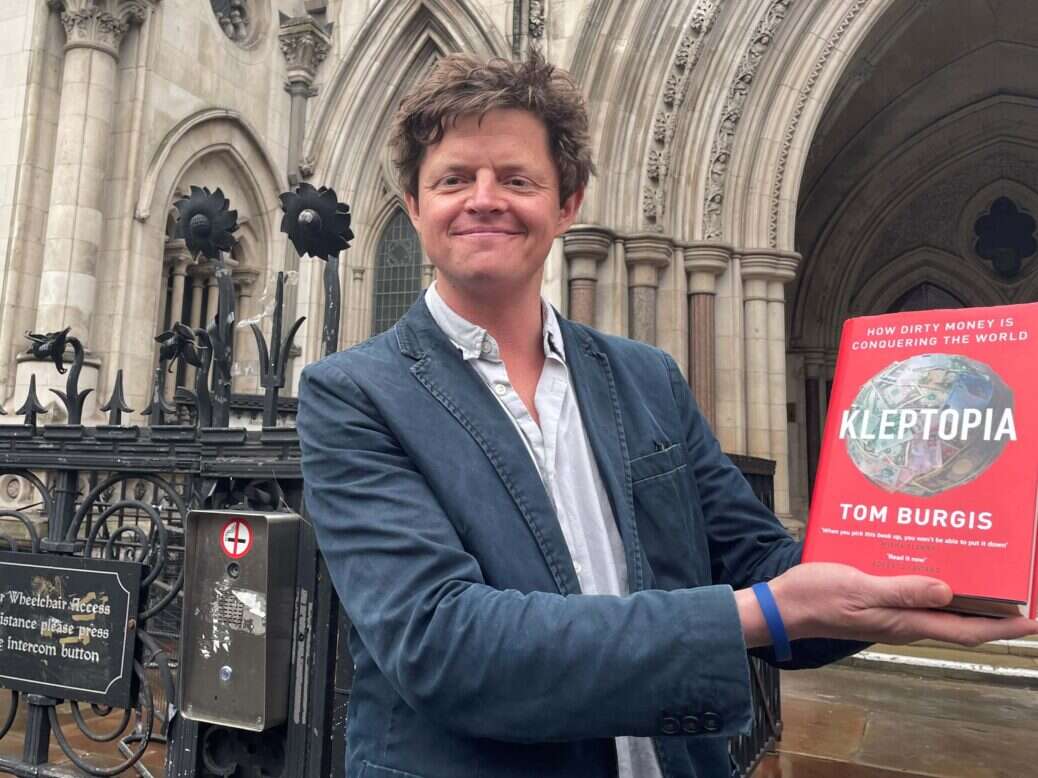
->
[297,53,1036,778]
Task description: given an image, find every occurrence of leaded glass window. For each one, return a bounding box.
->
[372,209,423,334]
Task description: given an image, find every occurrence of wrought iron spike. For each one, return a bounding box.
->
[207,258,236,428]
[16,374,47,428]
[193,328,214,428]
[99,369,134,425]
[141,366,176,426]
[250,271,307,426]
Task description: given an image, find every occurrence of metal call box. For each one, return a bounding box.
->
[180,510,300,731]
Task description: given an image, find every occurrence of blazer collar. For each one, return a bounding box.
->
[395,295,646,593]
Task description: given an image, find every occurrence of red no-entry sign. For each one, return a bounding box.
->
[221,519,253,559]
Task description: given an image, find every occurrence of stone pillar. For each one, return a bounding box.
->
[623,234,672,345]
[562,225,613,326]
[184,273,206,388]
[741,250,799,521]
[803,351,826,501]
[204,273,220,330]
[279,15,330,330]
[232,268,259,393]
[15,0,152,419]
[165,239,192,326]
[682,242,730,428]
[34,0,148,335]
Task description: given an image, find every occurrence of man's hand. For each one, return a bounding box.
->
[736,562,1038,649]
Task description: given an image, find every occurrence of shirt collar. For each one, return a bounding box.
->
[425,281,566,363]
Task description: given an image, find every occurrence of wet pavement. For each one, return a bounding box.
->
[3,663,1036,776]
[753,664,1038,778]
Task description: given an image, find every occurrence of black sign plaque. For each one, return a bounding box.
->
[0,552,142,708]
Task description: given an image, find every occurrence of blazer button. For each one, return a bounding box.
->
[702,712,722,733]
[660,715,680,735]
[681,715,701,734]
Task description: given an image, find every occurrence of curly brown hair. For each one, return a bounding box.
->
[389,51,596,204]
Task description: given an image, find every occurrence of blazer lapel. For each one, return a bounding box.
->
[558,318,647,593]
[398,299,582,596]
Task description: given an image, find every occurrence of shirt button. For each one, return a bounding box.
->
[702,712,722,733]
[494,383,508,396]
[481,341,492,353]
[573,562,583,575]
[660,716,680,736]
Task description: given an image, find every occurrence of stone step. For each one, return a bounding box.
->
[843,640,1038,689]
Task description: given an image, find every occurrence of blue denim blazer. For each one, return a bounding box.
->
[297,297,860,778]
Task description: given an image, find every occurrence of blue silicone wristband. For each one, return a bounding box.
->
[752,582,792,662]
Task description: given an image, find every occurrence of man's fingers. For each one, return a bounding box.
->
[881,611,1038,646]
[863,575,953,611]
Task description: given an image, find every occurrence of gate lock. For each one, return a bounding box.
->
[180,510,300,731]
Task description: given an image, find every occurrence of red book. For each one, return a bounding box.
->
[802,303,1038,618]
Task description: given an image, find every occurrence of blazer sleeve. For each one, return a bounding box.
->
[298,356,759,742]
[663,352,868,669]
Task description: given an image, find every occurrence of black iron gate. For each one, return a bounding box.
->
[0,185,779,778]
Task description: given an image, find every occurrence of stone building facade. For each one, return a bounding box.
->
[2,0,1037,528]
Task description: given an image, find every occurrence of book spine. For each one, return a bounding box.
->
[802,317,860,561]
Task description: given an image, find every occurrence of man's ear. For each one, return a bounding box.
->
[556,186,585,236]
[404,191,421,227]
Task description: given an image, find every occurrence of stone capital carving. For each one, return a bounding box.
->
[164,238,193,270]
[682,241,731,294]
[624,233,673,288]
[49,0,153,56]
[232,267,261,289]
[563,225,613,279]
[279,15,331,89]
[739,249,799,284]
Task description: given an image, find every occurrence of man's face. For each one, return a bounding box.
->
[404,108,582,307]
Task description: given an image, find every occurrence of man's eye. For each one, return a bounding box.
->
[440,176,464,186]
[507,177,530,187]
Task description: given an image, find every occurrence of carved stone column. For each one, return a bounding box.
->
[623,233,672,345]
[683,242,731,427]
[184,272,206,387]
[279,15,330,332]
[562,226,612,326]
[165,239,192,326]
[33,0,151,337]
[803,350,826,501]
[279,15,330,185]
[741,250,799,520]
[13,0,155,421]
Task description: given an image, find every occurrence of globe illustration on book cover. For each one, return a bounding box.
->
[843,353,1014,496]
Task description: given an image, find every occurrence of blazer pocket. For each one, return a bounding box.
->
[629,443,685,483]
[359,761,427,778]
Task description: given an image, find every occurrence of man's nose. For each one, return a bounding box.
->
[465,172,506,213]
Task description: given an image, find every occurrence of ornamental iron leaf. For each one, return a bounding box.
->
[26,328,71,374]
[155,322,202,368]
[279,182,354,259]
[24,328,91,424]
[173,186,239,260]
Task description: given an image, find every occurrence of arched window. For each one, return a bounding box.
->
[888,283,965,313]
[372,208,423,334]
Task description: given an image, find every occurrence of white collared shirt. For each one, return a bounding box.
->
[424,282,663,778]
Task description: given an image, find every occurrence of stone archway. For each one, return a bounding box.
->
[785,0,1038,518]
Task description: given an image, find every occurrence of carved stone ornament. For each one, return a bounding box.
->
[529,1,545,39]
[642,0,724,226]
[702,0,793,240]
[768,0,866,247]
[48,0,150,56]
[279,15,332,87]
[211,0,250,45]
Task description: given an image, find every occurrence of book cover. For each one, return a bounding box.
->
[802,303,1038,618]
